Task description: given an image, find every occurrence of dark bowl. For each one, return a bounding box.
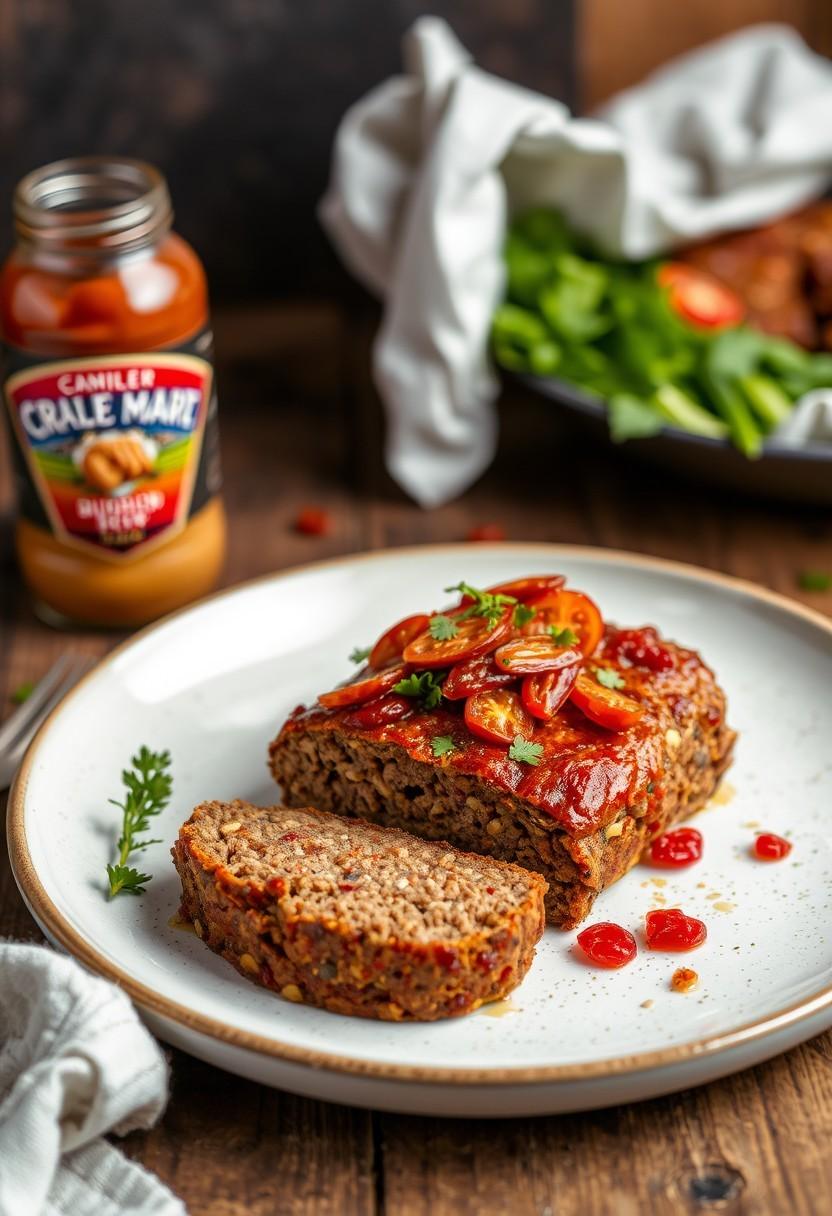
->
[518,374,832,506]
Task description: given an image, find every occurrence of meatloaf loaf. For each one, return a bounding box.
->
[269,577,736,928]
[173,800,546,1021]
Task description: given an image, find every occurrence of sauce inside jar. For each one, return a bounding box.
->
[0,157,226,626]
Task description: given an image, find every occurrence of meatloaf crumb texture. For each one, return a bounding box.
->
[269,632,736,928]
[173,800,547,1021]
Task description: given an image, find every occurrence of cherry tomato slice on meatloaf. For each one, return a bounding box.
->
[649,827,704,868]
[494,636,583,676]
[369,613,430,669]
[344,693,413,729]
[442,654,516,700]
[469,575,566,603]
[403,609,512,669]
[570,670,644,731]
[657,263,745,330]
[318,663,406,710]
[577,922,637,969]
[518,589,604,655]
[464,688,535,746]
[752,832,792,861]
[521,663,581,721]
[645,907,707,951]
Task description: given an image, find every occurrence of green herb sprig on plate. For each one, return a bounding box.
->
[106,747,172,898]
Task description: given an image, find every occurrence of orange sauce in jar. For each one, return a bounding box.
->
[0,157,226,626]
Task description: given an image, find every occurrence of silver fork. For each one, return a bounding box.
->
[0,654,96,790]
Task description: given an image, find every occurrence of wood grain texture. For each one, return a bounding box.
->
[1,302,832,1215]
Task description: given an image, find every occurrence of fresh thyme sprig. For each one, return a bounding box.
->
[106,746,172,898]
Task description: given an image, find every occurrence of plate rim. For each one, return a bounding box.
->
[8,541,832,1087]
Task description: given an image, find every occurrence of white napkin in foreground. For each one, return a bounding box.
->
[0,941,184,1216]
[320,18,832,506]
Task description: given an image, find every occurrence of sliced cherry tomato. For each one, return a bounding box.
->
[570,669,644,731]
[577,922,637,969]
[403,609,512,669]
[521,664,581,720]
[466,523,506,542]
[442,654,515,700]
[519,589,604,656]
[464,688,535,745]
[343,693,412,729]
[318,663,406,710]
[649,827,704,868]
[658,262,745,330]
[752,832,792,862]
[494,636,583,675]
[645,908,707,951]
[461,575,566,605]
[369,613,430,669]
[294,506,332,536]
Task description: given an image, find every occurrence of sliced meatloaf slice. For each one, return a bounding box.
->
[173,800,546,1021]
[269,627,735,929]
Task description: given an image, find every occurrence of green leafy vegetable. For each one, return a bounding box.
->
[494,207,832,457]
[549,625,579,646]
[797,570,832,592]
[508,735,544,766]
[429,614,459,641]
[431,735,456,758]
[445,581,517,629]
[349,646,372,664]
[513,603,537,628]
[393,671,444,710]
[106,747,172,898]
[11,680,34,705]
[594,667,626,690]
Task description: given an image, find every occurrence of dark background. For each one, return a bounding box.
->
[0,0,575,299]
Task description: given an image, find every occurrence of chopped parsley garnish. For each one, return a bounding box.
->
[393,670,444,710]
[797,570,832,592]
[445,581,517,629]
[431,735,456,758]
[429,614,459,641]
[594,666,625,690]
[513,603,537,628]
[11,680,34,704]
[549,625,579,647]
[106,747,172,898]
[349,646,372,664]
[508,735,544,766]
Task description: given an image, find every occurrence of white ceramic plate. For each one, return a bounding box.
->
[9,545,832,1117]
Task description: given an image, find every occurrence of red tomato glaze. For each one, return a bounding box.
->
[753,832,792,861]
[577,922,637,969]
[649,827,703,868]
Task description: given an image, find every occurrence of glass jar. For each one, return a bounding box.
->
[0,156,226,627]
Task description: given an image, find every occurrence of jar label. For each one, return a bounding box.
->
[3,337,221,561]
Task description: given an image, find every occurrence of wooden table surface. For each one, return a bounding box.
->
[1,303,831,1216]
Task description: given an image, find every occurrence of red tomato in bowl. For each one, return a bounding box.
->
[658,263,745,330]
[464,688,535,745]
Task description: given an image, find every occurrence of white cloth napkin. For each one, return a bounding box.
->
[0,941,185,1216]
[320,18,832,506]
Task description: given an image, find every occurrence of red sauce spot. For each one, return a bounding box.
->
[338,883,356,892]
[295,506,332,536]
[649,827,704,868]
[753,832,792,861]
[265,876,286,898]
[498,965,513,983]
[476,950,498,973]
[280,831,299,843]
[467,523,506,542]
[434,945,460,972]
[604,627,675,672]
[705,705,722,726]
[576,922,637,969]
[485,886,495,895]
[671,966,698,992]
[645,908,707,951]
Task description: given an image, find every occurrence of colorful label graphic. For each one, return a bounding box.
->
[4,347,219,560]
